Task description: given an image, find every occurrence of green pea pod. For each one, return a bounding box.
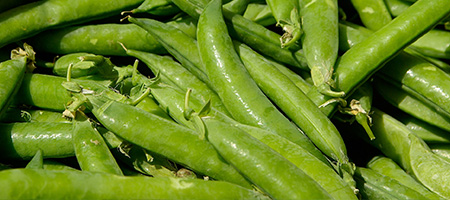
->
[73,118,123,175]
[367,156,443,199]
[300,0,343,97]
[135,96,172,120]
[235,41,350,170]
[42,159,79,171]
[408,134,450,199]
[243,3,276,26]
[223,0,251,15]
[88,96,252,188]
[25,149,43,169]
[430,144,450,162]
[0,169,266,199]
[52,53,116,79]
[0,108,71,123]
[129,0,181,16]
[203,117,333,199]
[0,57,27,118]
[350,0,392,31]
[394,111,450,144]
[408,29,450,59]
[0,122,73,160]
[0,0,144,48]
[266,0,301,48]
[197,0,314,151]
[384,0,412,17]
[354,166,428,200]
[373,77,450,132]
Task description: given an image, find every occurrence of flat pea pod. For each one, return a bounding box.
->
[0,122,73,160]
[0,0,144,48]
[0,57,27,118]
[408,133,450,199]
[197,0,313,150]
[88,96,252,188]
[354,166,428,200]
[266,0,301,48]
[300,0,343,97]
[367,156,443,199]
[204,118,333,199]
[0,169,266,200]
[350,0,392,31]
[73,119,123,175]
[235,42,350,169]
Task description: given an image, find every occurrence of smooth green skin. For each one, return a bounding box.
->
[0,0,144,48]
[223,0,251,15]
[243,3,277,26]
[367,156,443,199]
[166,15,199,39]
[395,112,450,144]
[0,57,27,118]
[73,120,123,175]
[52,52,98,78]
[128,17,210,85]
[235,42,349,168]
[42,159,79,171]
[379,52,450,119]
[89,97,252,188]
[350,0,392,31]
[300,0,343,98]
[270,58,312,94]
[197,0,313,151]
[131,0,181,16]
[331,0,450,105]
[135,96,172,120]
[354,167,428,200]
[337,22,374,52]
[0,169,266,200]
[409,29,450,59]
[204,118,333,200]
[409,134,450,199]
[126,49,230,116]
[0,122,73,160]
[384,0,412,17]
[374,77,450,132]
[430,144,450,162]
[26,24,166,56]
[25,149,44,169]
[14,73,123,111]
[266,0,301,47]
[171,0,309,69]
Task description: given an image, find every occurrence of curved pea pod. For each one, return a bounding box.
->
[52,53,117,79]
[408,134,450,199]
[378,52,450,119]
[0,122,73,160]
[0,169,266,200]
[0,0,145,48]
[128,0,181,16]
[350,0,392,31]
[88,96,252,188]
[354,167,429,200]
[266,0,301,48]
[235,42,350,170]
[73,119,123,175]
[373,77,450,132]
[197,0,315,153]
[0,55,28,118]
[367,156,443,199]
[204,118,333,199]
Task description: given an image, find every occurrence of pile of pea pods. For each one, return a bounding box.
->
[1,0,450,199]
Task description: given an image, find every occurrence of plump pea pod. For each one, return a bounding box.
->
[171,0,309,69]
[325,0,450,110]
[367,156,443,199]
[373,77,450,132]
[203,118,333,199]
[235,42,351,171]
[0,122,73,160]
[0,0,144,48]
[125,48,230,116]
[408,134,450,199]
[243,3,276,26]
[354,166,429,200]
[197,0,314,151]
[26,24,166,57]
[88,96,252,188]
[0,169,266,200]
[300,0,343,97]
[223,0,251,15]
[128,0,181,16]
[266,0,301,48]
[0,55,28,118]
[270,58,312,93]
[128,17,209,85]
[350,0,392,31]
[25,149,43,169]
[14,73,124,111]
[52,53,117,79]
[377,52,450,119]
[73,118,123,175]
[408,29,450,59]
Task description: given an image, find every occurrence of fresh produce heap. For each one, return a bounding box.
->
[0,0,450,199]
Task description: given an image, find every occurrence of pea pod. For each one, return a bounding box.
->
[430,144,450,162]
[0,0,144,48]
[128,0,181,16]
[197,0,315,151]
[0,169,265,199]
[25,150,43,169]
[266,0,301,48]
[350,0,392,31]
[223,0,251,15]
[242,3,276,26]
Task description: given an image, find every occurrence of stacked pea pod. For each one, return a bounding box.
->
[0,0,450,199]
